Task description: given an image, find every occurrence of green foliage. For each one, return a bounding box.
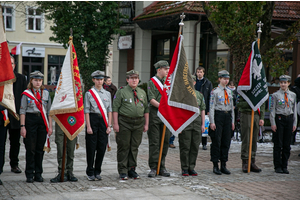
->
[204,2,265,83]
[36,1,125,91]
[206,57,225,88]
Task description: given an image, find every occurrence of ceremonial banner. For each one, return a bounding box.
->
[50,39,84,140]
[237,41,269,111]
[0,8,18,120]
[158,35,199,136]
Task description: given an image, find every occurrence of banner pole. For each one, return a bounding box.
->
[156,125,166,175]
[60,134,67,182]
[247,21,263,173]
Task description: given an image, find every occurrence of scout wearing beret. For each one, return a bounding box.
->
[147,60,171,177]
[20,71,52,183]
[179,75,206,176]
[270,75,297,174]
[84,70,112,181]
[209,70,235,175]
[113,70,149,180]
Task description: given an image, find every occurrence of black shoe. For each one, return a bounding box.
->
[128,167,140,179]
[159,169,170,177]
[50,173,67,183]
[148,169,157,177]
[26,178,34,183]
[188,170,197,176]
[182,169,189,176]
[67,171,78,182]
[221,162,231,175]
[34,175,44,182]
[95,174,102,180]
[11,166,22,173]
[202,145,207,150]
[119,173,128,180]
[282,168,289,174]
[0,179,2,185]
[275,168,283,173]
[213,162,222,175]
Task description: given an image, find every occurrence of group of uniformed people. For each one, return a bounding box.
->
[1,59,297,185]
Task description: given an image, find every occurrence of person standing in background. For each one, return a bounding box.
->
[290,74,300,145]
[104,76,118,103]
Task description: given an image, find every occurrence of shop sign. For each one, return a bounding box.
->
[118,35,133,50]
[22,47,45,57]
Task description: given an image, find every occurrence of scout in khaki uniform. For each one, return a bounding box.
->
[147,60,171,177]
[209,70,235,175]
[20,71,53,183]
[84,70,112,181]
[270,75,297,174]
[179,75,206,176]
[113,70,149,180]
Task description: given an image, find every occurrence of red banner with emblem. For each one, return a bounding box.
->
[50,38,84,140]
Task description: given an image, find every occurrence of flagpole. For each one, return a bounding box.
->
[247,22,263,173]
[60,28,73,182]
[156,13,185,175]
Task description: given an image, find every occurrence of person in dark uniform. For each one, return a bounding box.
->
[7,56,27,174]
[20,71,53,183]
[147,60,171,177]
[0,106,9,185]
[270,75,297,174]
[195,67,213,150]
[180,75,206,176]
[113,70,149,180]
[84,70,112,181]
[290,74,300,145]
[209,70,235,175]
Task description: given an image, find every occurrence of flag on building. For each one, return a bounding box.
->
[158,35,199,136]
[11,43,22,55]
[49,38,84,140]
[237,41,269,111]
[0,8,18,120]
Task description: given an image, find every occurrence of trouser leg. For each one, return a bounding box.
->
[282,116,293,169]
[0,126,7,174]
[66,136,77,173]
[220,114,232,162]
[189,127,201,170]
[94,117,107,175]
[55,123,64,171]
[179,130,191,170]
[273,115,284,169]
[128,118,144,168]
[8,128,21,168]
[34,119,47,176]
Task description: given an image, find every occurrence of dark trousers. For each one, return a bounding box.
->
[8,128,21,168]
[86,113,108,176]
[273,114,293,169]
[24,113,47,178]
[0,125,7,174]
[209,111,232,163]
[291,116,299,144]
[202,136,207,146]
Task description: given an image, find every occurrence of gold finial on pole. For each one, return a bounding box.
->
[178,12,185,39]
[257,21,263,49]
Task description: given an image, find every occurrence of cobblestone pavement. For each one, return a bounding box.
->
[0,124,300,200]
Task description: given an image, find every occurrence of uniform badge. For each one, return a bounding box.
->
[141,103,143,107]
[130,98,132,103]
[125,99,127,101]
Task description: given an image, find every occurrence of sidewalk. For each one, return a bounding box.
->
[0,125,300,200]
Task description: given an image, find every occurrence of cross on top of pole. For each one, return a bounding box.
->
[179,12,185,26]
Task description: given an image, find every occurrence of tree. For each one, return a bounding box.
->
[37,1,124,91]
[202,2,300,82]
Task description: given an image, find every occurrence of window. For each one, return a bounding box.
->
[48,55,65,85]
[26,7,43,32]
[2,5,15,31]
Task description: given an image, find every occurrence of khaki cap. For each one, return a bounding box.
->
[218,70,230,78]
[91,70,105,79]
[126,70,139,77]
[30,71,44,79]
[154,60,170,70]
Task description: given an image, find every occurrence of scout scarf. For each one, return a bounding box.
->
[22,89,49,132]
[89,88,111,151]
[151,76,164,95]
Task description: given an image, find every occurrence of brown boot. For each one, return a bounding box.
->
[242,159,248,173]
[250,158,262,173]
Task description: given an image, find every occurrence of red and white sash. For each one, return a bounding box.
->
[22,90,49,132]
[89,88,109,128]
[150,76,164,95]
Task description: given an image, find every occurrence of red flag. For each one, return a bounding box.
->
[49,39,84,140]
[11,43,22,55]
[0,7,18,120]
[158,35,199,136]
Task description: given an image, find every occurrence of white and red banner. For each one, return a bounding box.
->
[158,35,199,136]
[50,40,85,140]
[0,8,18,120]
[11,43,22,55]
[150,76,164,95]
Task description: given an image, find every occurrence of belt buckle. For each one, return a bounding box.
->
[224,111,228,114]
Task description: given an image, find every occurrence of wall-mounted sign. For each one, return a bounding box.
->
[118,35,134,50]
[22,47,45,57]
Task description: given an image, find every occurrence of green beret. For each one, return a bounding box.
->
[154,60,170,70]
[218,70,230,78]
[30,71,44,79]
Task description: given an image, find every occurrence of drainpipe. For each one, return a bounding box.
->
[193,15,202,74]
